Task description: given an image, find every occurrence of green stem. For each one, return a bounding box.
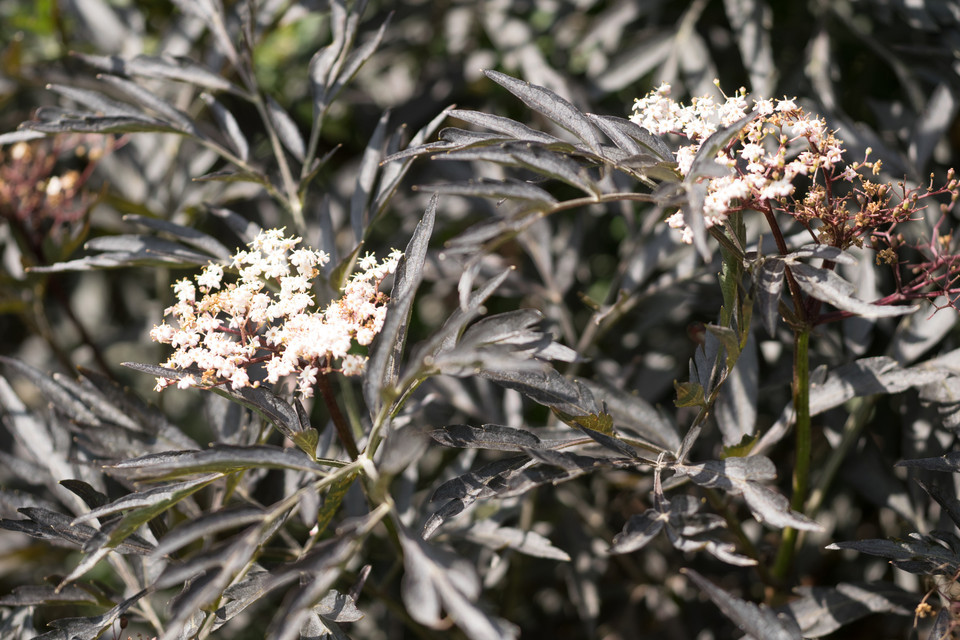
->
[772,328,811,582]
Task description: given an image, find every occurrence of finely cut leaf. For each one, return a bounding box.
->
[426,178,557,205]
[0,129,47,145]
[319,14,390,112]
[791,262,918,317]
[0,585,102,607]
[775,582,915,638]
[687,112,757,181]
[30,590,147,640]
[448,109,561,145]
[757,258,786,336]
[585,113,674,161]
[350,110,390,245]
[785,244,857,265]
[27,114,181,135]
[151,505,267,558]
[46,83,142,118]
[506,144,599,196]
[201,92,249,161]
[676,457,821,531]
[683,569,802,640]
[375,105,452,213]
[74,52,238,93]
[29,235,212,272]
[826,535,960,575]
[122,362,312,450]
[425,457,531,538]
[266,95,305,162]
[483,70,602,152]
[609,510,665,554]
[917,478,960,530]
[0,507,152,555]
[897,452,960,473]
[464,520,570,560]
[363,194,436,417]
[96,74,196,132]
[73,475,219,526]
[430,424,543,451]
[107,445,335,482]
[399,527,517,640]
[124,214,232,259]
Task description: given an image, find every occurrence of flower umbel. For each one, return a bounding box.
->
[629,82,949,250]
[631,82,960,311]
[150,229,402,397]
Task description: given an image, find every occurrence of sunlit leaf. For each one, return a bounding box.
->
[790,263,918,318]
[483,70,602,152]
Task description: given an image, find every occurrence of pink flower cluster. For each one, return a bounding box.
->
[150,228,402,397]
[631,83,853,244]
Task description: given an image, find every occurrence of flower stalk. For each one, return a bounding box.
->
[772,327,811,582]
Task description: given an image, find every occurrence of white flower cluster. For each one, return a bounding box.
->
[150,228,402,398]
[631,83,849,243]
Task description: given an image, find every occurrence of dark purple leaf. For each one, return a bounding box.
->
[350,109,390,245]
[152,505,267,559]
[430,424,543,451]
[448,109,561,145]
[32,589,147,640]
[74,52,238,93]
[363,194,436,417]
[73,475,219,551]
[266,94,305,162]
[0,584,102,607]
[96,74,196,132]
[107,444,332,482]
[400,526,518,640]
[826,536,960,575]
[124,213,232,259]
[585,113,674,161]
[425,178,558,205]
[483,70,602,153]
[683,569,802,640]
[609,510,665,554]
[757,258,786,336]
[791,262,918,318]
[201,92,249,161]
[776,582,915,638]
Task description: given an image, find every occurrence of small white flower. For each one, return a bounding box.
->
[173,279,196,303]
[753,99,775,116]
[776,97,798,112]
[341,354,366,376]
[759,179,795,200]
[197,264,224,290]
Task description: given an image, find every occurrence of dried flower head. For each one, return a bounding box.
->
[0,134,115,256]
[151,229,402,397]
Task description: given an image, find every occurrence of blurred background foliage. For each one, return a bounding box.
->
[0,0,959,638]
